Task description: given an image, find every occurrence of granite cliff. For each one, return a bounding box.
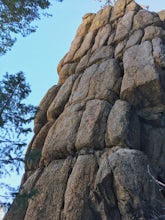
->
[4,0,165,219]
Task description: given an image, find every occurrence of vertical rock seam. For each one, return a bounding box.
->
[4,0,165,219]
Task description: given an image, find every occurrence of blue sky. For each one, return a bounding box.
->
[0,0,165,215]
[0,0,165,107]
[0,0,103,209]
[0,0,102,105]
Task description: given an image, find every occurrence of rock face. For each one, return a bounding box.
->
[4,1,165,219]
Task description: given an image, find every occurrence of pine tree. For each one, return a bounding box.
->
[0,0,63,55]
[0,72,36,207]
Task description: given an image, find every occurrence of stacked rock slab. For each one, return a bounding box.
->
[4,0,165,219]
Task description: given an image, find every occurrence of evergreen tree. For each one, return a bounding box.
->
[0,72,36,208]
[0,0,63,55]
[0,0,63,210]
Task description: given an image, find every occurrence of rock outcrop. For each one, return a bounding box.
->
[4,0,165,219]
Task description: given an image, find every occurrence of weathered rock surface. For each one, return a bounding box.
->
[121,40,165,108]
[75,99,111,151]
[34,85,60,134]
[158,10,165,21]
[105,100,140,148]
[4,0,165,219]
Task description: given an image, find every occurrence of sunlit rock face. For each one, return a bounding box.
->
[4,0,165,219]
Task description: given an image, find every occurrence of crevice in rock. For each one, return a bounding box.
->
[59,156,77,219]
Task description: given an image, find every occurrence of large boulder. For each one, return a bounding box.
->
[105,100,140,149]
[4,1,165,219]
[120,41,165,108]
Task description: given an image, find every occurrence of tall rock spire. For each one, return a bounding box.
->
[4,0,165,219]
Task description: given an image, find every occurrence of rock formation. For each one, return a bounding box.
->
[4,0,165,219]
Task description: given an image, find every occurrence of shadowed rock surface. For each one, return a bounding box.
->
[4,0,165,219]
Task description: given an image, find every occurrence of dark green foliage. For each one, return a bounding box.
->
[26,148,42,168]
[0,0,63,55]
[3,188,39,219]
[0,72,36,207]
[0,72,36,176]
[0,0,63,211]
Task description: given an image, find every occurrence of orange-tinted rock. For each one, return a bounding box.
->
[34,85,60,134]
[158,10,165,21]
[89,6,112,31]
